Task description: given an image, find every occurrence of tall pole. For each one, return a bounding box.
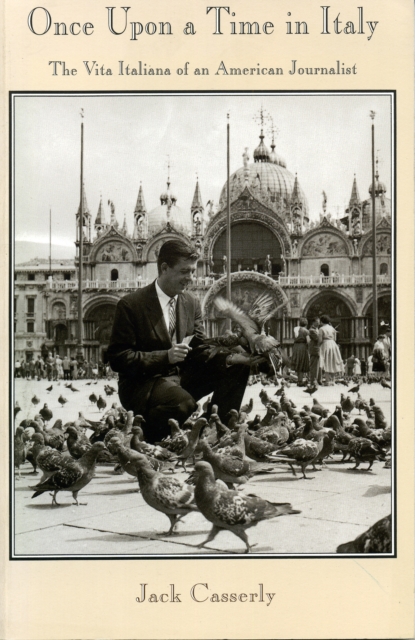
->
[49,207,52,276]
[226,112,231,329]
[77,117,84,362]
[370,111,378,342]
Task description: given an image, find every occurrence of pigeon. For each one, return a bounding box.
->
[58,395,68,407]
[157,419,190,455]
[104,385,116,396]
[66,425,92,459]
[370,405,388,430]
[244,433,281,462]
[46,385,53,392]
[25,433,46,474]
[213,295,287,375]
[240,398,253,415]
[130,425,174,464]
[31,395,40,407]
[69,384,80,392]
[132,451,198,535]
[340,394,355,414]
[311,398,328,418]
[14,427,26,479]
[347,438,386,471]
[89,393,98,405]
[304,386,317,396]
[97,395,107,411]
[348,383,360,394]
[39,403,53,424]
[268,430,331,479]
[337,515,392,553]
[108,438,162,477]
[31,442,107,506]
[380,378,391,389]
[193,461,300,553]
[169,417,208,470]
[35,446,67,484]
[197,438,251,488]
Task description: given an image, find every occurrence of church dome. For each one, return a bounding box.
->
[368,177,387,197]
[269,143,287,168]
[361,166,391,229]
[148,202,190,232]
[149,178,190,232]
[219,154,308,216]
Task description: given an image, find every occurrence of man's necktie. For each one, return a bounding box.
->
[168,298,176,339]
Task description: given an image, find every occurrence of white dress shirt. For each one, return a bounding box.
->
[155,279,178,343]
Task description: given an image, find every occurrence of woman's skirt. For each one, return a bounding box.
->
[320,340,344,374]
[291,342,310,373]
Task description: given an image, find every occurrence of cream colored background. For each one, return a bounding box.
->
[2,0,414,638]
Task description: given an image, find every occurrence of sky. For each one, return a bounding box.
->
[13,92,393,255]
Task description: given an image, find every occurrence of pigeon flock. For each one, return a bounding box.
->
[14,372,392,554]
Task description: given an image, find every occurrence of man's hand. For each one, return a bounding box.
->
[168,343,192,364]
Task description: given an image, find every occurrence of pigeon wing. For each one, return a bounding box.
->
[214,297,258,335]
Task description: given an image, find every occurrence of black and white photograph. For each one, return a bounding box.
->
[11,92,394,558]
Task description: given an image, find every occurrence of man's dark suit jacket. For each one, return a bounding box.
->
[107,281,205,415]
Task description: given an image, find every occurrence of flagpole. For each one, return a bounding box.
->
[226,112,231,329]
[49,207,52,276]
[370,111,378,342]
[77,115,84,362]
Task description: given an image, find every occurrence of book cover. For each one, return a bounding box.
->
[2,0,414,638]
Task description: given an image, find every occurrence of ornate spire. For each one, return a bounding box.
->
[291,173,302,206]
[121,212,128,235]
[95,196,105,225]
[77,183,90,214]
[134,182,146,215]
[253,106,271,163]
[191,178,203,214]
[349,174,361,206]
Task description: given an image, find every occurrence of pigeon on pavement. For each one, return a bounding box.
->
[31,442,106,506]
[193,461,300,553]
[133,451,198,535]
[337,514,391,553]
[39,403,53,424]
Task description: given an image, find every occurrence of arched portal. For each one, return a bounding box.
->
[364,294,391,338]
[84,302,117,363]
[212,222,283,275]
[304,292,354,342]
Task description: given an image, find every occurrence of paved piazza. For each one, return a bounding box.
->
[12,377,392,557]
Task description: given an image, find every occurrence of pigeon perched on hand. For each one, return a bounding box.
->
[193,461,300,553]
[214,295,286,375]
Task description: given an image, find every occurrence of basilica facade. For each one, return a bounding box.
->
[14,130,392,365]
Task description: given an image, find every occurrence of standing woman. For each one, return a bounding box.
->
[318,315,344,385]
[291,317,310,386]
